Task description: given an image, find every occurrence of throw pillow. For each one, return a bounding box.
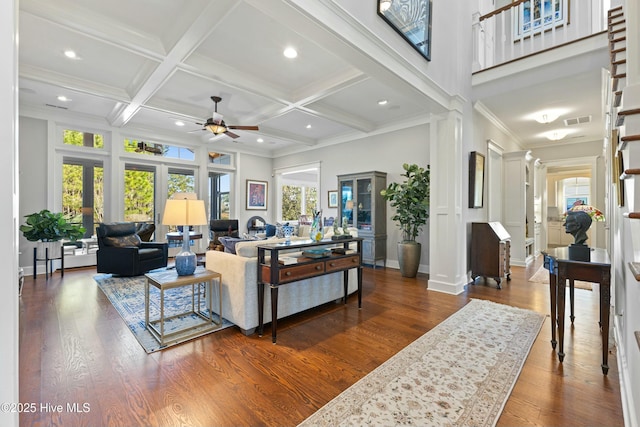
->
[265,224,276,237]
[103,234,141,248]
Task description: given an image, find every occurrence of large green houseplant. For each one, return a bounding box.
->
[380,163,430,277]
[20,209,85,244]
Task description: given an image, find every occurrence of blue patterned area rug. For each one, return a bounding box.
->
[298,299,546,427]
[94,270,234,353]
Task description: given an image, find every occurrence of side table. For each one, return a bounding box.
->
[145,267,223,347]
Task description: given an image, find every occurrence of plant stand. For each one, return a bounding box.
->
[33,243,64,279]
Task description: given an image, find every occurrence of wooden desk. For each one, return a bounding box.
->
[256,237,363,343]
[542,247,611,374]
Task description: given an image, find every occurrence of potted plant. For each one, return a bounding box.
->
[20,209,86,258]
[380,163,430,277]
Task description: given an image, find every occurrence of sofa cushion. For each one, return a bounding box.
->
[219,237,251,254]
[234,236,291,257]
[103,234,141,248]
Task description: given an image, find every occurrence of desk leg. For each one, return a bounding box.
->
[569,278,575,324]
[600,272,611,375]
[357,267,363,308]
[271,286,279,344]
[258,282,265,337]
[549,271,557,350]
[343,270,348,304]
[557,266,567,362]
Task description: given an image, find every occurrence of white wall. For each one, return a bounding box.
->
[1,0,19,426]
[273,124,430,271]
[18,117,49,269]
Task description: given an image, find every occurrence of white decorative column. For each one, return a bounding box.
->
[428,110,468,294]
[0,1,19,427]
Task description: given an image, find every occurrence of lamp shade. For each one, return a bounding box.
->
[161,199,207,226]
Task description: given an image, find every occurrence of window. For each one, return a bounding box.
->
[62,157,103,238]
[124,139,195,161]
[167,168,195,198]
[209,172,231,219]
[124,164,156,222]
[64,129,104,148]
[562,177,590,211]
[209,152,232,165]
[515,0,566,37]
[275,164,320,222]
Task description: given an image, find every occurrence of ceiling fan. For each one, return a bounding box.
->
[192,96,259,139]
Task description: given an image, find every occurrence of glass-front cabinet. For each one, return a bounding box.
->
[337,171,387,266]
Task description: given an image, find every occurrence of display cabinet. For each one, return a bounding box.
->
[337,171,387,266]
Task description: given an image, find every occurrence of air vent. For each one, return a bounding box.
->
[564,115,591,126]
[45,103,69,110]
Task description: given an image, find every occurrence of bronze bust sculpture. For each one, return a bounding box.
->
[564,210,592,245]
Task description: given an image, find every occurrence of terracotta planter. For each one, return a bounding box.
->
[397,241,421,278]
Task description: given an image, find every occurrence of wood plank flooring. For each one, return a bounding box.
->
[18,257,624,426]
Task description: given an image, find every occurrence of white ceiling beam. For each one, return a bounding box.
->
[109,0,240,128]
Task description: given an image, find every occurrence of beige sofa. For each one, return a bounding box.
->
[205,229,358,334]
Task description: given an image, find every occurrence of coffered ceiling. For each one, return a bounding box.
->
[18,0,446,157]
[18,0,608,157]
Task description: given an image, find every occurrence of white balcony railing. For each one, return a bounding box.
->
[473,0,611,72]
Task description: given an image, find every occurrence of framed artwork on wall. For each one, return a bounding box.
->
[514,0,569,38]
[328,190,338,208]
[246,180,268,210]
[469,151,485,208]
[377,0,432,61]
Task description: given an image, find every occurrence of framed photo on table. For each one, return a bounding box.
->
[246,180,267,210]
[328,190,338,208]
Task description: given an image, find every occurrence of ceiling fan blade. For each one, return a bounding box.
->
[225,131,240,139]
[187,129,205,133]
[228,125,259,131]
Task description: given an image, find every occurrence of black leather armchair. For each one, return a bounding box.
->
[96,223,168,276]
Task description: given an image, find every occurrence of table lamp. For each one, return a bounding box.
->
[162,192,207,275]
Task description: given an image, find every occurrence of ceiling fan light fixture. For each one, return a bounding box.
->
[544,130,570,141]
[206,123,227,134]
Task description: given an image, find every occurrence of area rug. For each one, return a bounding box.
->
[529,265,592,290]
[297,299,545,427]
[94,271,233,353]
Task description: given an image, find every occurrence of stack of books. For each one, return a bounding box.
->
[301,248,331,258]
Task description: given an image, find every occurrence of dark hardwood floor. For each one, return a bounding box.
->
[19,257,624,427]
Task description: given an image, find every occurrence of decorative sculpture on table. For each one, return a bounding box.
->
[563,201,604,261]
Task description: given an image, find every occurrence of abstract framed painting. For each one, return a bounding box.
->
[246,180,268,210]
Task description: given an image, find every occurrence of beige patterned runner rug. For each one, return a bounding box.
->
[297,299,545,427]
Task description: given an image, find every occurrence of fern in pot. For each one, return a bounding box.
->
[380,163,430,277]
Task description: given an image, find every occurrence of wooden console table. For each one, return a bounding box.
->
[542,247,611,374]
[256,237,363,343]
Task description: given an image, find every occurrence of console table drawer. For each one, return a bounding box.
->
[326,255,360,272]
[262,262,326,284]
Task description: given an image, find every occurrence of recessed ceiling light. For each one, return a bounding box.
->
[57,95,70,102]
[64,50,78,59]
[283,47,298,59]
[306,124,312,129]
[377,99,388,105]
[257,138,264,143]
[175,121,185,127]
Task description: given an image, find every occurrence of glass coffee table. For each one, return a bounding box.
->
[144,267,222,347]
